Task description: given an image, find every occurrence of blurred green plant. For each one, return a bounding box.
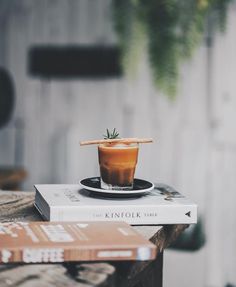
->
[112,0,231,98]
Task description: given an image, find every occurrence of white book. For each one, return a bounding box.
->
[34,184,197,225]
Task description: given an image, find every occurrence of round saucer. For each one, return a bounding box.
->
[79,177,154,197]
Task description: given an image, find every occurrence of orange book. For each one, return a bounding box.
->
[0,221,156,263]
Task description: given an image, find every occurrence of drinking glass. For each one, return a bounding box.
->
[98,143,139,190]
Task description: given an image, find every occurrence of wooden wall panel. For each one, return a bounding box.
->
[210,4,236,145]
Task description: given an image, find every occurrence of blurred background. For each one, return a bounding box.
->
[0,0,235,286]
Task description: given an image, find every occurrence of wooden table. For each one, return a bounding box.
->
[0,191,188,287]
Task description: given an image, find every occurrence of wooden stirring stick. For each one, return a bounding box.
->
[80,138,153,146]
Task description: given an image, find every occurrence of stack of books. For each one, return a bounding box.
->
[0,183,197,264]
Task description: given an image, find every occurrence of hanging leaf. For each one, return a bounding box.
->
[112,0,231,98]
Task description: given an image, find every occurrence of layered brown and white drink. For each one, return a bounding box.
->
[98,143,139,190]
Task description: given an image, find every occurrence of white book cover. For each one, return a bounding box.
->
[34,184,197,225]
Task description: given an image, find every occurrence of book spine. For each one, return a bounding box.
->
[0,247,65,263]
[64,246,157,261]
[0,246,156,263]
[50,204,197,225]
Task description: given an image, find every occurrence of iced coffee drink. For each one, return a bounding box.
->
[98,143,139,190]
[80,128,153,191]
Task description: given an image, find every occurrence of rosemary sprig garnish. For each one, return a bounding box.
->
[103,128,120,139]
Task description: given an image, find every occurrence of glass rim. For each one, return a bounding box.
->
[98,142,139,148]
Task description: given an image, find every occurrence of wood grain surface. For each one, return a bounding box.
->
[0,191,188,287]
